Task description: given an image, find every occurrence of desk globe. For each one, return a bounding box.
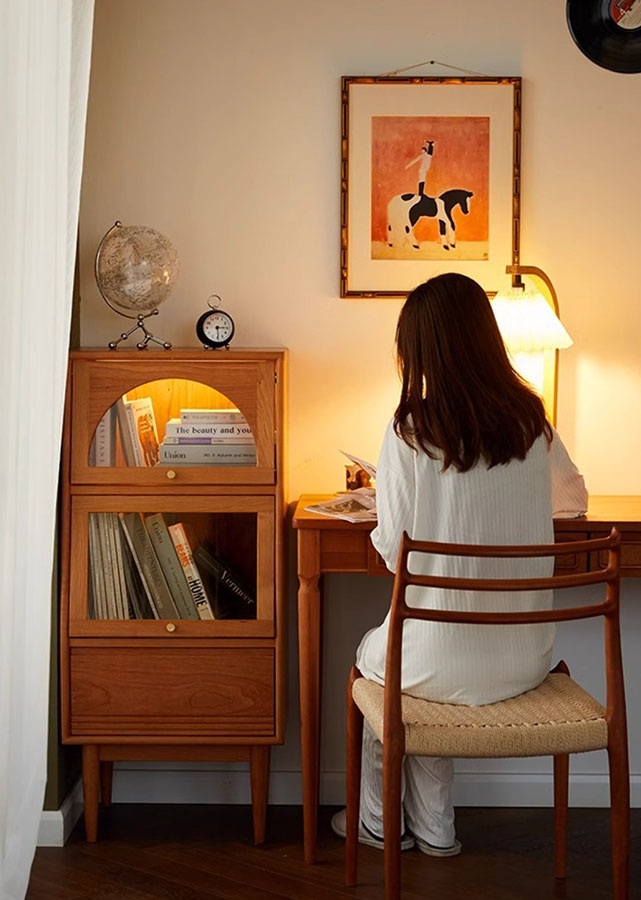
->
[95,221,179,349]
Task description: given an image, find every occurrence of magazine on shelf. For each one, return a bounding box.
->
[118,513,179,618]
[97,514,118,619]
[88,514,106,619]
[105,513,128,619]
[119,531,155,620]
[116,397,160,467]
[304,488,377,524]
[167,522,216,620]
[144,514,200,620]
[193,543,255,618]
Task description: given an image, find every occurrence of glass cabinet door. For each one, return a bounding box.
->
[69,495,275,638]
[71,359,276,485]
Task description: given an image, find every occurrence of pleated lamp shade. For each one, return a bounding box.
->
[491,286,573,352]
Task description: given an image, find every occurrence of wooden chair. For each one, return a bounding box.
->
[345,528,629,900]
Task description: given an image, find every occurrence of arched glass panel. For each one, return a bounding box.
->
[88,378,256,468]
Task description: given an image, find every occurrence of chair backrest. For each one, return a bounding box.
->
[383,528,625,747]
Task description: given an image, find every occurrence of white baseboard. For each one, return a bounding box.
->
[112,767,641,809]
[37,779,83,847]
[39,769,640,845]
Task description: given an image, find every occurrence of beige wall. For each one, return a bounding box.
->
[78,0,641,804]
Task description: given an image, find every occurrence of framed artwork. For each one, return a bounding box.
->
[340,76,521,298]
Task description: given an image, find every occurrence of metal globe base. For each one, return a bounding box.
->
[107,309,172,351]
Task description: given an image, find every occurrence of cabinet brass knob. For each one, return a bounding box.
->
[166,469,177,480]
[166,623,176,633]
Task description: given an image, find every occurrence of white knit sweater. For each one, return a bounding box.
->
[356,424,588,705]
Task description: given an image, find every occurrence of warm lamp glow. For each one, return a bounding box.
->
[491,287,573,352]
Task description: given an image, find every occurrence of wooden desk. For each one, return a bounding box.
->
[293,494,641,863]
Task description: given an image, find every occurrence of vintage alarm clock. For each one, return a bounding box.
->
[196,294,235,349]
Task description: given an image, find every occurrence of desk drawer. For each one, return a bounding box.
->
[70,647,274,737]
[591,531,641,576]
[367,544,392,576]
[553,531,589,575]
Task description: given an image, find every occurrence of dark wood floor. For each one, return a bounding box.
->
[27,805,640,900]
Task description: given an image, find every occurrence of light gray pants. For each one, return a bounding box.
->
[359,721,456,847]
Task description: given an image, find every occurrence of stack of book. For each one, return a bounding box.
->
[88,512,256,621]
[157,407,256,467]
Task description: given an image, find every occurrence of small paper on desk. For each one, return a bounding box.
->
[304,488,377,524]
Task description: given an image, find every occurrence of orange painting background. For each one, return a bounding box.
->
[371,116,489,245]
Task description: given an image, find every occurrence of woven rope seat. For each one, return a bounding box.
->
[352,672,608,758]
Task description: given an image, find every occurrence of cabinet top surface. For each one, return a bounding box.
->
[70,348,287,361]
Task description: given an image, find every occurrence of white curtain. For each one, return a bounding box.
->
[0,2,94,897]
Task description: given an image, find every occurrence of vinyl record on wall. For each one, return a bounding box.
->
[567,0,641,73]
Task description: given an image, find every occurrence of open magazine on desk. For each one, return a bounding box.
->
[304,451,378,523]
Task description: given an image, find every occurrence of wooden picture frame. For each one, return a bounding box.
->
[340,76,521,298]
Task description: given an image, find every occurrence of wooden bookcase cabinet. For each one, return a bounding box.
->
[60,349,287,843]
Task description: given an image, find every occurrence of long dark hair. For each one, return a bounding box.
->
[394,273,552,472]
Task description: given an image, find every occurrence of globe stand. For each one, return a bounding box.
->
[107,309,172,350]
[95,220,178,352]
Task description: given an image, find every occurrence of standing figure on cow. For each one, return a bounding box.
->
[405,140,435,195]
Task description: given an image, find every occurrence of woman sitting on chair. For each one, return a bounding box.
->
[332,272,587,857]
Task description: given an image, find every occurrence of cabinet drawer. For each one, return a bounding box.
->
[70,648,274,737]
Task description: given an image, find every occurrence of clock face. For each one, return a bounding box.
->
[204,312,233,342]
[197,309,235,347]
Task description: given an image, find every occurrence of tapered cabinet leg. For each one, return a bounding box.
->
[553,754,569,879]
[82,745,100,842]
[250,746,270,845]
[100,761,114,807]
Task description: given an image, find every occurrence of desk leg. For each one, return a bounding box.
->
[297,529,321,864]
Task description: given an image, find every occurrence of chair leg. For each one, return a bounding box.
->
[608,741,630,900]
[553,754,569,879]
[346,667,364,886]
[383,735,404,900]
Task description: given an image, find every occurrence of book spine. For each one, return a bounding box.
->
[164,424,253,439]
[117,513,164,619]
[158,444,256,464]
[118,523,154,620]
[88,514,106,619]
[180,410,246,424]
[162,436,255,445]
[110,513,130,619]
[193,546,255,610]
[168,523,215,620]
[144,514,200,620]
[116,399,136,466]
[105,513,126,619]
[94,407,117,466]
[125,404,145,466]
[97,514,118,619]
